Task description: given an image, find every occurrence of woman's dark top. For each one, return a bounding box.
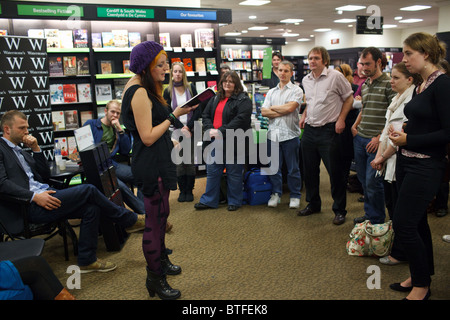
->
[121,84,177,197]
[402,74,450,159]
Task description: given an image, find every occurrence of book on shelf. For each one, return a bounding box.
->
[95,84,113,102]
[80,110,93,125]
[44,29,60,48]
[207,80,217,90]
[63,56,77,76]
[27,29,45,38]
[59,30,74,49]
[55,137,68,156]
[77,56,89,75]
[49,84,64,104]
[77,83,92,103]
[73,29,88,48]
[113,79,128,100]
[128,32,141,47]
[112,30,128,48]
[195,57,206,72]
[146,34,155,42]
[49,56,64,77]
[63,84,78,103]
[67,136,78,156]
[159,33,171,48]
[194,28,214,48]
[171,57,181,64]
[182,58,193,72]
[97,106,106,118]
[52,111,65,131]
[64,110,79,130]
[101,32,115,48]
[0,30,6,36]
[99,60,113,74]
[180,34,193,48]
[123,60,131,73]
[92,33,102,48]
[195,81,206,92]
[206,57,217,72]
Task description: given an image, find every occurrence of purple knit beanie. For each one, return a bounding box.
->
[129,41,164,74]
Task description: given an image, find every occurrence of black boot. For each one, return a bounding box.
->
[184,175,195,202]
[161,253,182,275]
[177,175,186,202]
[146,267,181,300]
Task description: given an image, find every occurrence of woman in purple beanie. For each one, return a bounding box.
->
[121,41,197,300]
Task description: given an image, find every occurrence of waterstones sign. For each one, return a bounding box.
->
[0,36,55,160]
[17,4,84,17]
[97,7,154,19]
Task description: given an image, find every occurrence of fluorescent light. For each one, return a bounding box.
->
[282,33,300,37]
[334,19,356,23]
[335,5,366,11]
[225,32,241,36]
[248,26,269,30]
[239,0,270,6]
[314,28,331,32]
[241,30,248,33]
[400,5,431,11]
[399,19,423,23]
[394,16,402,20]
[280,19,304,23]
[383,24,397,29]
[249,15,257,19]
[297,38,311,42]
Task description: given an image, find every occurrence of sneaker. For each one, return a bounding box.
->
[79,259,117,273]
[126,214,145,233]
[268,193,281,207]
[289,198,300,209]
[443,235,450,243]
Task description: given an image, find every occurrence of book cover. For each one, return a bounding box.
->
[194,28,214,48]
[67,136,78,155]
[28,29,45,38]
[63,84,78,103]
[195,81,206,92]
[171,57,181,65]
[52,111,65,131]
[100,60,113,74]
[92,33,102,48]
[64,110,79,130]
[101,32,115,48]
[80,110,93,125]
[95,84,113,102]
[73,29,88,48]
[112,30,128,48]
[128,32,141,47]
[49,84,64,104]
[113,79,128,99]
[195,57,206,72]
[182,58,193,72]
[44,29,60,48]
[0,30,7,36]
[77,56,89,75]
[146,34,155,41]
[49,56,64,77]
[63,56,77,76]
[59,30,74,49]
[123,60,131,73]
[207,80,217,90]
[180,34,193,48]
[77,83,92,103]
[206,57,217,72]
[159,33,171,48]
[55,137,68,156]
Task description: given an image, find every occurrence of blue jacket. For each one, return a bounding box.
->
[83,118,132,165]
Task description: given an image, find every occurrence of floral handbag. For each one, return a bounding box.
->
[346,220,394,257]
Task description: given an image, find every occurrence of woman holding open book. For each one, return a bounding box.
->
[121,41,197,300]
[163,61,202,202]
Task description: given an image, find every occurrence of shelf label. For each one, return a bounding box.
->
[166,10,217,21]
[17,4,84,17]
[97,7,154,19]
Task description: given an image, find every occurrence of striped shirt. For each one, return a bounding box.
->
[261,81,303,142]
[357,73,396,139]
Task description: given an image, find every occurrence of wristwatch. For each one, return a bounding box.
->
[167,113,176,125]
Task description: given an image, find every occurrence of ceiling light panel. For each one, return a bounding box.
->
[280,19,304,23]
[239,0,271,6]
[248,26,269,30]
[400,5,431,11]
[335,5,366,11]
[399,19,423,23]
[334,19,356,23]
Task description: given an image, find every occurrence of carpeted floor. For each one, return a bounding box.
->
[40,168,450,301]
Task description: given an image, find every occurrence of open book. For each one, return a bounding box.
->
[180,87,216,108]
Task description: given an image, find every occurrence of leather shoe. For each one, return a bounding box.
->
[353,215,369,224]
[333,214,346,225]
[389,282,413,292]
[227,205,238,211]
[194,202,213,210]
[297,206,320,216]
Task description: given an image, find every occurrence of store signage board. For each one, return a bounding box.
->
[17,4,84,17]
[97,7,154,19]
[166,10,217,21]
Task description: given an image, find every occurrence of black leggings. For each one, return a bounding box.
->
[13,256,63,300]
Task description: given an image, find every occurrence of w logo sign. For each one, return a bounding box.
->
[4,37,21,50]
[28,38,45,51]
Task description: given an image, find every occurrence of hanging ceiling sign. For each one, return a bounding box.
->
[166,10,217,21]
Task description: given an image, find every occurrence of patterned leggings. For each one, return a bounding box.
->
[142,178,169,275]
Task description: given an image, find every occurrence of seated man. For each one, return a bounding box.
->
[84,100,144,214]
[0,110,144,273]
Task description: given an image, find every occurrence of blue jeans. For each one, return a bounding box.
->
[267,137,302,199]
[28,184,137,266]
[115,162,145,214]
[353,135,385,223]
